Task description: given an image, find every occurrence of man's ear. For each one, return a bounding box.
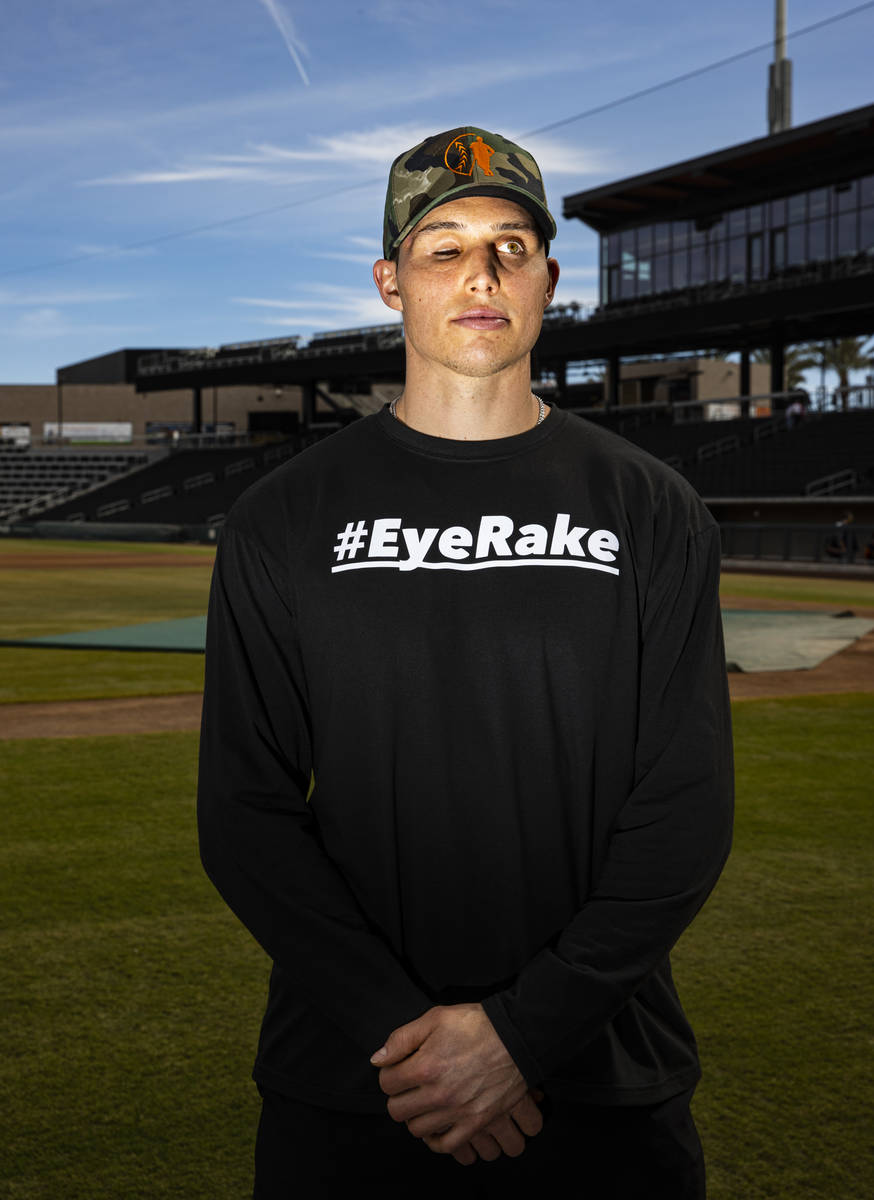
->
[544,257,560,309]
[373,259,403,313]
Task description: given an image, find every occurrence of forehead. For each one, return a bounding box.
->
[406,195,538,241]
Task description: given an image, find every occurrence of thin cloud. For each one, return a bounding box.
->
[81,164,331,186]
[234,285,395,328]
[309,252,381,265]
[0,288,136,306]
[7,307,142,339]
[553,266,599,280]
[81,123,608,189]
[73,243,156,259]
[256,0,310,87]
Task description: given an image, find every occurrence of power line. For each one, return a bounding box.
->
[521,0,874,137]
[0,177,384,279]
[3,0,873,282]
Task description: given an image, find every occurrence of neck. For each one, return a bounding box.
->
[392,362,545,440]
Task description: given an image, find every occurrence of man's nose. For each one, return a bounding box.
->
[465,245,500,292]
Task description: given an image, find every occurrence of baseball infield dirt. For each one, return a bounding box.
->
[2,613,871,740]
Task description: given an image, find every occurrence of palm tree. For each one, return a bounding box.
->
[803,337,874,409]
[751,344,820,391]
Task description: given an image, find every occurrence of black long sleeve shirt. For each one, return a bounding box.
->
[197,406,733,1112]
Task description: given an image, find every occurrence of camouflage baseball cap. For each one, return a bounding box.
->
[383,126,557,259]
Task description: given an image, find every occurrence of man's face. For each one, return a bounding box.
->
[373,195,559,382]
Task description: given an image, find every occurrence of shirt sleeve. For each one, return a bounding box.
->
[197,521,433,1056]
[481,519,734,1084]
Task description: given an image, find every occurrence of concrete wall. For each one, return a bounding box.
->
[0,382,304,440]
[610,359,771,407]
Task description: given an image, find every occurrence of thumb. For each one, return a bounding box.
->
[370,1009,435,1066]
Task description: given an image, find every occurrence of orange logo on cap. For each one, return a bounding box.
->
[445,134,495,177]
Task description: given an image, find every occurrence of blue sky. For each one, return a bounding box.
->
[1,0,872,383]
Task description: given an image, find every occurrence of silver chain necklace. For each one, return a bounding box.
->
[389,394,546,425]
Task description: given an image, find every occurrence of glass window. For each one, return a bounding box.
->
[653,254,671,293]
[747,233,764,281]
[787,193,806,224]
[607,233,621,266]
[653,222,672,253]
[728,208,746,237]
[770,228,787,273]
[809,189,828,219]
[834,180,859,213]
[861,175,874,207]
[787,223,806,266]
[637,255,652,296]
[861,207,874,254]
[710,238,727,282]
[808,218,828,261]
[728,236,746,283]
[769,198,787,227]
[689,245,707,286]
[621,250,636,298]
[672,247,689,289]
[837,211,858,256]
[607,264,619,302]
[601,265,609,301]
[621,228,636,255]
[637,225,653,256]
[671,220,690,250]
[747,205,764,233]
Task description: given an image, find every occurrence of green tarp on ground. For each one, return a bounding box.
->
[0,615,207,654]
[0,611,872,672]
[721,611,873,672]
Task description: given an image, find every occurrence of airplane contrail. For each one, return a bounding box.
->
[256,0,310,87]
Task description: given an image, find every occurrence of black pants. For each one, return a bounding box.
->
[253,1084,706,1198]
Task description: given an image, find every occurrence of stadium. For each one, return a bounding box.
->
[1,13,873,1199]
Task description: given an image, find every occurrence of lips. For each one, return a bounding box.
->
[452,307,509,331]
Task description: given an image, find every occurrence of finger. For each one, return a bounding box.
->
[401,1103,462,1137]
[370,1010,434,1067]
[450,1143,477,1166]
[510,1093,544,1138]
[483,1114,525,1158]
[469,1131,503,1162]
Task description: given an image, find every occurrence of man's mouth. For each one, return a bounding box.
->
[452,307,509,331]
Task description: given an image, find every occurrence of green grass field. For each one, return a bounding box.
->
[1,540,872,1198]
[0,541,212,702]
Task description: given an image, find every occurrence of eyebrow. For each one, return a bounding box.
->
[412,219,539,239]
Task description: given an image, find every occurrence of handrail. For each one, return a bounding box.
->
[804,469,858,496]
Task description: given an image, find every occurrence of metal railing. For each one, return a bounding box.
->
[804,469,859,496]
[721,521,873,564]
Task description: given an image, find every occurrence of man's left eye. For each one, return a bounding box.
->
[499,240,524,255]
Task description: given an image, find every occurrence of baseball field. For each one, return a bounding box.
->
[1,537,872,1198]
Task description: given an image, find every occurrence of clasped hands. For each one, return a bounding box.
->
[370,1002,543,1165]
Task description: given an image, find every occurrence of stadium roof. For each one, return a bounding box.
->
[563,103,874,234]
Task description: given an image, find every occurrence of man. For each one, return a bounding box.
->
[198,126,733,1198]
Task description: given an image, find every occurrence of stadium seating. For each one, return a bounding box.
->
[33,433,332,526]
[680,411,874,497]
[577,408,874,498]
[0,446,149,521]
[17,409,873,531]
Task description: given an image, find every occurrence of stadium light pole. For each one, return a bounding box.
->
[768,0,792,134]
